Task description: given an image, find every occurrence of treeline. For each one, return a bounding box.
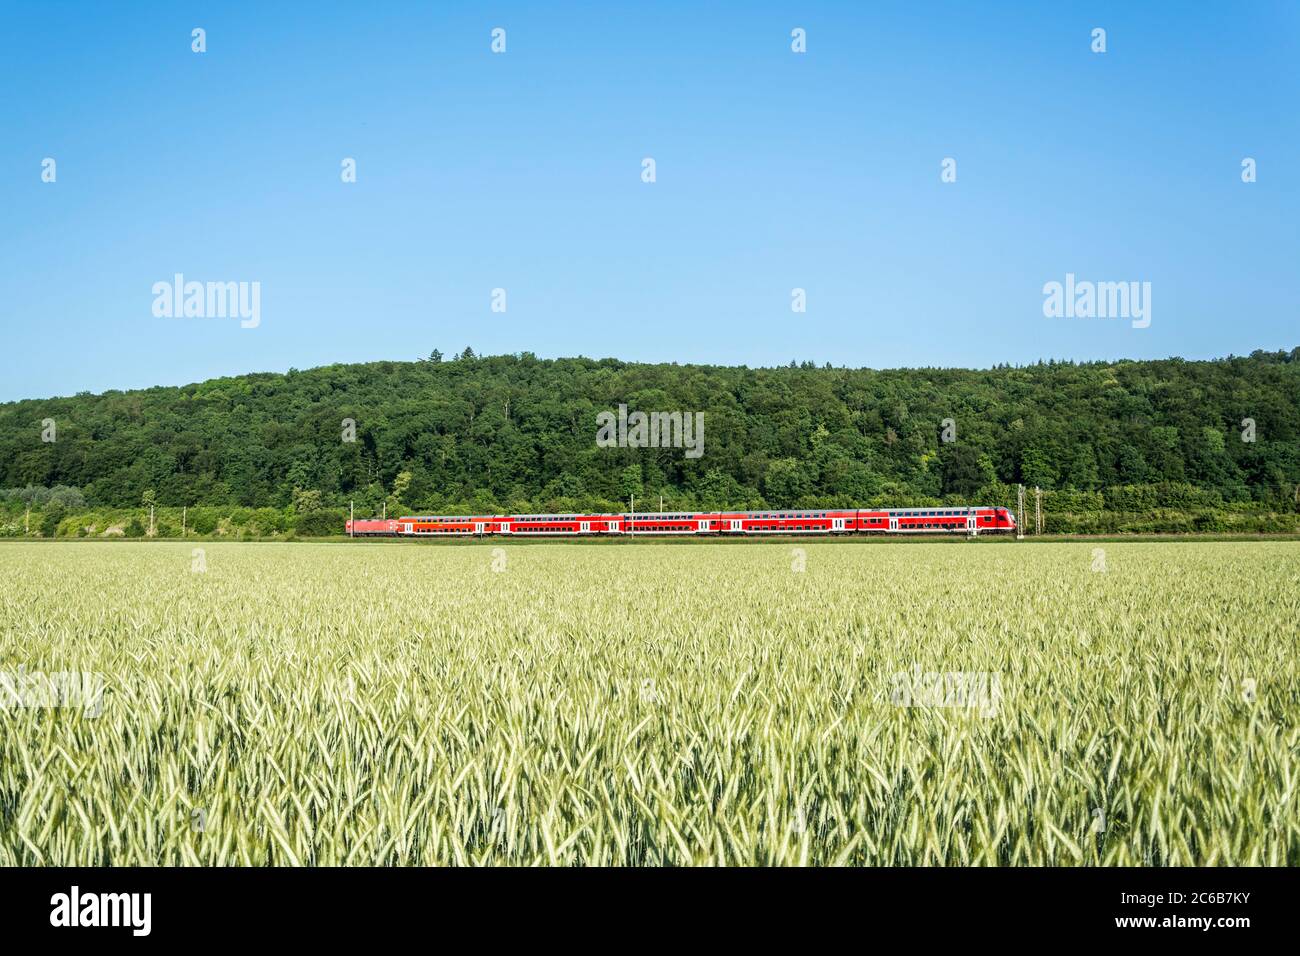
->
[4,481,1296,539]
[1,348,1298,536]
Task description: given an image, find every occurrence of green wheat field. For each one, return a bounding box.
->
[1,540,1297,866]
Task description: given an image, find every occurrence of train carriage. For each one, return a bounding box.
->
[403,515,482,535]
[510,514,635,535]
[623,512,715,534]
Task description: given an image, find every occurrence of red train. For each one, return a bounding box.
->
[347,506,1016,537]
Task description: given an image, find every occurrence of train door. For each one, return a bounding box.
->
[580,521,591,533]
[474,522,485,535]
[888,516,898,532]
[729,519,743,532]
[403,522,413,534]
[696,519,708,532]
[966,512,977,535]
[607,520,620,533]
[832,517,846,532]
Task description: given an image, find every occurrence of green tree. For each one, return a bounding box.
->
[292,488,323,514]
[939,445,989,497]
[620,464,643,501]
[40,501,65,537]
[386,470,413,515]
[764,458,814,506]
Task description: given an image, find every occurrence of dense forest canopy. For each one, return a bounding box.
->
[1,349,1298,522]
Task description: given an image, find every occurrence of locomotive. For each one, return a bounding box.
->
[346,506,1017,537]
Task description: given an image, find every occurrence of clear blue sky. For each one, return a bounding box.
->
[2,1,1296,402]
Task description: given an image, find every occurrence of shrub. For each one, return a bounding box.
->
[294,508,346,536]
[40,504,65,538]
[189,510,219,535]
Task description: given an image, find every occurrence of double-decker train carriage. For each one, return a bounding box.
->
[400,515,509,535]
[510,514,622,535]
[624,512,714,534]
[346,506,1016,537]
[715,510,859,533]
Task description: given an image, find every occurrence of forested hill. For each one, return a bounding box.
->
[2,349,1299,522]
